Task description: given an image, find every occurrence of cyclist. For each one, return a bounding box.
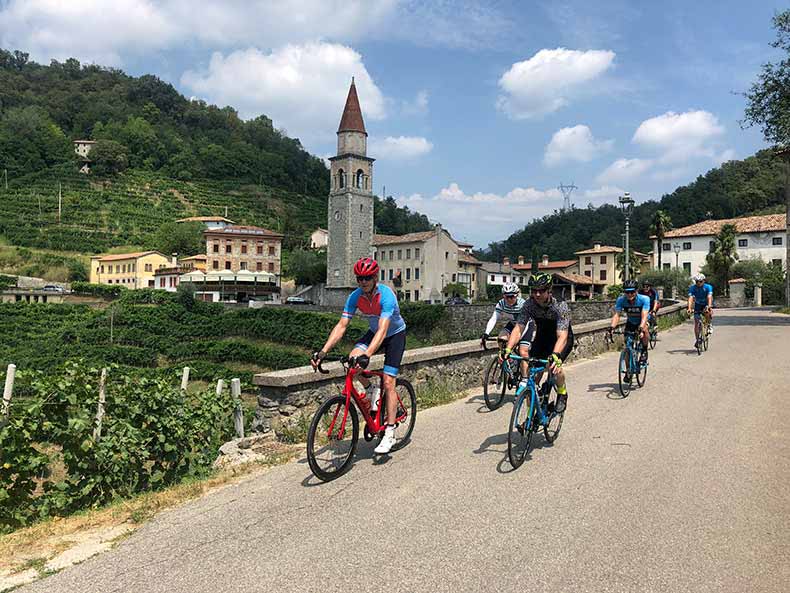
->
[480,282,526,348]
[687,273,714,348]
[310,257,406,455]
[609,279,650,367]
[639,279,660,331]
[502,272,573,414]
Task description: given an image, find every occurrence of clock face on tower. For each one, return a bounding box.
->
[334,210,342,221]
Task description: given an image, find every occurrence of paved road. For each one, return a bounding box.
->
[22,309,790,593]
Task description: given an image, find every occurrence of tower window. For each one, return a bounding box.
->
[338,169,345,189]
[355,169,364,188]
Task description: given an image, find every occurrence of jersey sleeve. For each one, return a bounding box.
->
[342,289,361,320]
[614,295,624,312]
[378,287,397,319]
[556,301,571,332]
[706,284,714,297]
[688,286,695,297]
[484,309,501,335]
[515,303,531,327]
[640,295,650,311]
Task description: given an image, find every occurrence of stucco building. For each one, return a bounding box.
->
[575,243,650,290]
[89,251,171,288]
[205,225,283,275]
[651,214,786,276]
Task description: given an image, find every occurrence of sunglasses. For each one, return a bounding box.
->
[624,289,636,293]
[356,274,375,282]
[530,288,549,295]
[504,294,518,299]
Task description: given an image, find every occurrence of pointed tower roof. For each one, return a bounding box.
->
[337,78,367,135]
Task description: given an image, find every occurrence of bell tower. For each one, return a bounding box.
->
[326,78,375,292]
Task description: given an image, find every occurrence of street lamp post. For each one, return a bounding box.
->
[673,243,681,270]
[619,192,635,281]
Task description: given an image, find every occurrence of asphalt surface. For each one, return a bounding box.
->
[21,308,790,593]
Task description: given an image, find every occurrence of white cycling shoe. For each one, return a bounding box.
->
[374,426,396,455]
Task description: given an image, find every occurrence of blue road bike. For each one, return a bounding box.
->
[608,328,648,398]
[506,355,564,469]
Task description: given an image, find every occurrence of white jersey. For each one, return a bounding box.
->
[485,296,526,334]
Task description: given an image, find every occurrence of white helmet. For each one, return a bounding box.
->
[693,273,706,282]
[502,282,520,296]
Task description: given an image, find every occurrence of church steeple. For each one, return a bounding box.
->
[337,77,367,135]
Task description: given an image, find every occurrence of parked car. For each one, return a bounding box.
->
[286,296,313,305]
[444,296,470,305]
[42,285,64,292]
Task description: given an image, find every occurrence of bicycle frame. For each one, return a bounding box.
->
[508,354,553,427]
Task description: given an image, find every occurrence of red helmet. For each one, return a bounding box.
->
[353,257,379,277]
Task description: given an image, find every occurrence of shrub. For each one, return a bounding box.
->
[71,282,126,298]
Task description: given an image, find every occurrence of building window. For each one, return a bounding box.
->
[415,248,420,259]
[389,250,394,260]
[405,290,411,301]
[397,249,402,259]
[683,262,691,273]
[225,244,232,254]
[415,267,420,280]
[148,280,154,287]
[132,264,136,272]
[600,256,607,264]
[241,242,248,254]
[683,242,692,250]
[380,251,385,261]
[240,261,247,270]
[100,265,104,273]
[490,274,495,281]
[225,261,231,270]
[160,278,165,288]
[380,270,385,281]
[406,248,411,259]
[772,259,783,266]
[502,275,507,282]
[600,270,607,281]
[709,240,716,252]
[268,245,275,256]
[452,273,456,282]
[145,263,152,272]
[414,289,420,301]
[662,243,671,251]
[389,269,394,280]
[257,242,263,255]
[445,252,449,259]
[213,260,219,270]
[585,256,592,265]
[213,243,219,253]
[406,268,411,280]
[584,270,591,277]
[338,168,345,188]
[268,262,274,272]
[738,239,748,247]
[772,236,783,246]
[662,263,671,270]
[256,262,262,271]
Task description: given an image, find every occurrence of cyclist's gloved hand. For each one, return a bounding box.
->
[499,347,511,363]
[480,332,488,347]
[310,350,326,370]
[549,352,563,370]
[355,354,370,369]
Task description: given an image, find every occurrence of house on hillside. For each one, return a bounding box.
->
[372,225,483,302]
[89,251,170,289]
[73,140,96,174]
[310,228,329,249]
[575,243,651,291]
[651,213,786,276]
[176,216,235,230]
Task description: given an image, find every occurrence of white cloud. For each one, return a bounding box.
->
[714,148,737,165]
[0,0,178,66]
[181,43,385,141]
[402,90,429,116]
[632,110,725,163]
[497,48,616,119]
[544,125,613,166]
[583,185,627,202]
[397,183,562,246]
[370,136,433,160]
[595,158,652,185]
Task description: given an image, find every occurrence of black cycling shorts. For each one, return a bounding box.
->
[498,321,532,347]
[526,327,575,362]
[354,329,406,377]
[624,320,642,335]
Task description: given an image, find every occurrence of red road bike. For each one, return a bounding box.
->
[307,356,417,482]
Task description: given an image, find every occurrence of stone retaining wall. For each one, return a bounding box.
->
[252,303,687,438]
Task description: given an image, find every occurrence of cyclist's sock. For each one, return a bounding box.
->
[518,378,528,390]
[556,384,567,396]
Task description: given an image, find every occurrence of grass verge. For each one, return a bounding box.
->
[775,307,790,315]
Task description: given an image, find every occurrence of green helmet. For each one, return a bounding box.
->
[527,272,553,288]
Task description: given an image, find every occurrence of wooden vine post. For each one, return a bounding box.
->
[231,378,244,439]
[2,363,16,417]
[93,368,108,441]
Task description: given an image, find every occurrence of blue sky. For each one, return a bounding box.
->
[0,0,782,247]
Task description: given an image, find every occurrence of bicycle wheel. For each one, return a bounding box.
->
[635,345,648,387]
[649,327,657,350]
[543,385,564,444]
[483,357,507,410]
[618,350,633,398]
[385,378,417,452]
[507,389,534,469]
[307,395,359,482]
[702,325,710,351]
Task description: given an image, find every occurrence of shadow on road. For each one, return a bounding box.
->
[474,429,556,474]
[586,382,623,400]
[465,391,515,414]
[299,441,392,488]
[666,348,699,356]
[711,312,790,326]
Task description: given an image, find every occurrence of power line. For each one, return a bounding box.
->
[558,182,577,212]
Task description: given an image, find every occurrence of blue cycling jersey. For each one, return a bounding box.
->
[342,284,406,337]
[615,293,650,322]
[688,283,713,308]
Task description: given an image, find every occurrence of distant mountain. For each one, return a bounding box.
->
[481,149,787,261]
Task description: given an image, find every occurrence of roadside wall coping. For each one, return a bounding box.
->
[253,302,685,388]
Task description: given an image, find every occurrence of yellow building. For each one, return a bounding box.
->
[575,243,651,291]
[89,251,171,289]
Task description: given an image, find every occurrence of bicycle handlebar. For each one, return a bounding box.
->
[313,355,371,375]
[481,336,504,351]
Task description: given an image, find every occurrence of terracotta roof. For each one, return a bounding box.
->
[553,271,607,285]
[92,251,165,262]
[176,216,235,224]
[337,79,367,135]
[204,225,283,238]
[459,251,482,265]
[657,214,786,238]
[181,254,207,261]
[513,259,577,271]
[373,229,438,246]
[457,241,474,248]
[574,245,623,255]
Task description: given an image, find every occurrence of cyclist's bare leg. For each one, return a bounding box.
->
[517,344,529,377]
[382,373,398,425]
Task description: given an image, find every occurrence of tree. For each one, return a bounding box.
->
[703,224,739,294]
[615,248,638,281]
[90,139,129,175]
[283,248,326,285]
[742,9,790,305]
[530,246,540,272]
[150,221,204,257]
[649,210,673,270]
[443,282,467,298]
